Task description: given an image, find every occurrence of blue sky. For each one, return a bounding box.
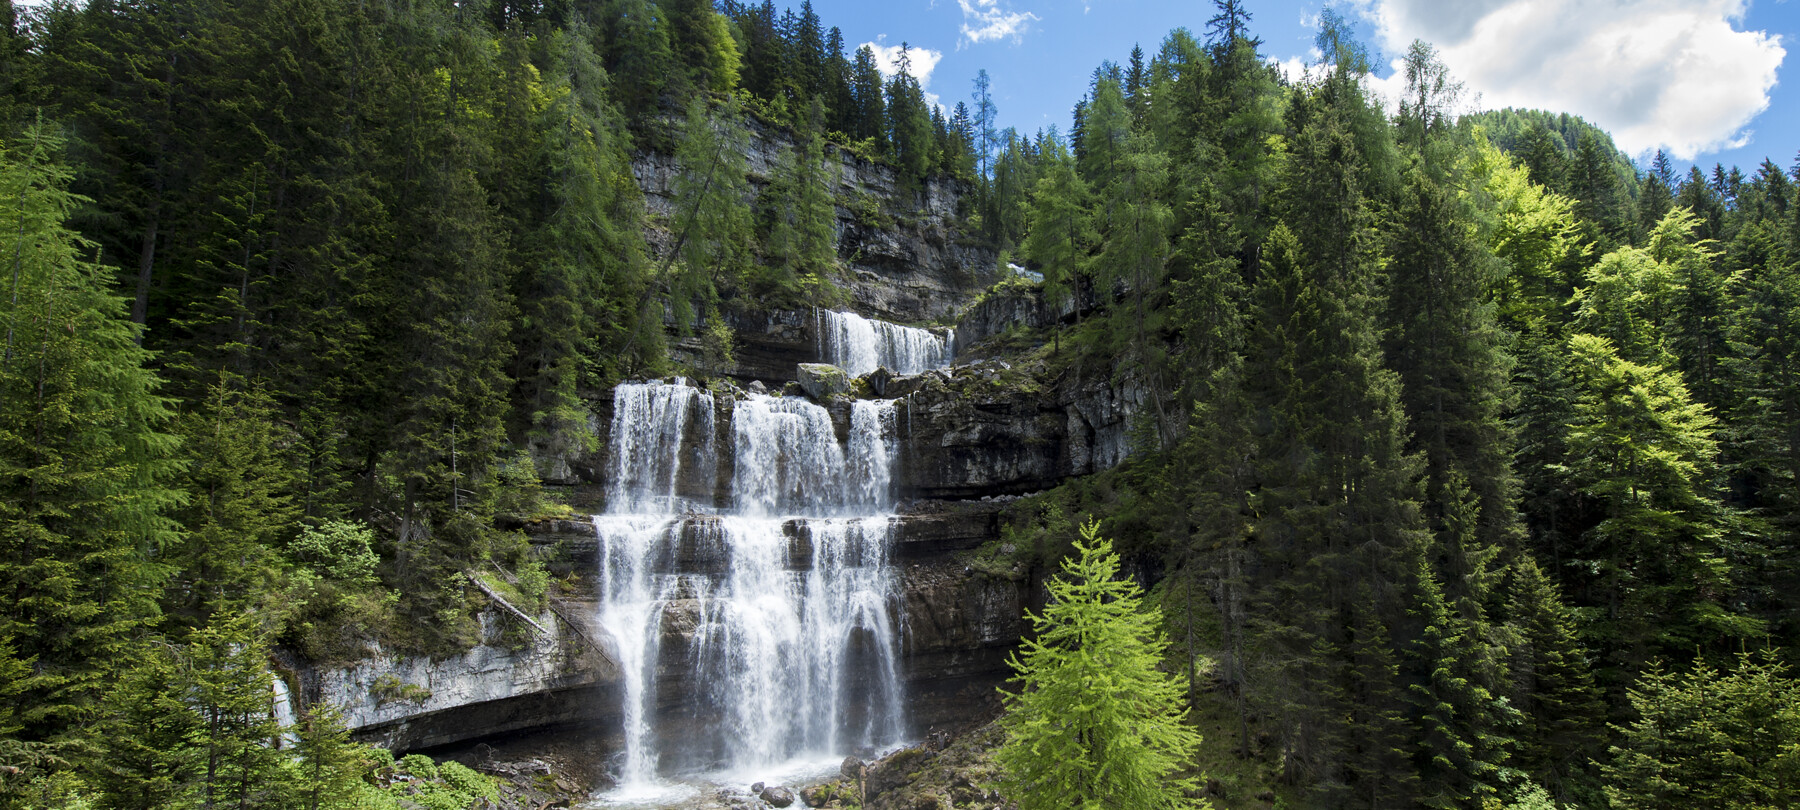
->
[806,0,1798,176]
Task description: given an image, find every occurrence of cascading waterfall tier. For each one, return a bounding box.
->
[817,310,953,376]
[593,380,906,802]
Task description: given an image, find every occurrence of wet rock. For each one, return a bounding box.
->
[799,784,834,807]
[865,367,894,397]
[748,782,763,795]
[747,380,767,396]
[841,755,865,780]
[758,785,795,807]
[797,363,851,401]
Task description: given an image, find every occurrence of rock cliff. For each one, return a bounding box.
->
[297,135,1124,761]
[633,116,999,326]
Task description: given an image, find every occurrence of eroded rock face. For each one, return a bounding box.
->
[892,361,1141,500]
[300,609,618,752]
[632,118,998,326]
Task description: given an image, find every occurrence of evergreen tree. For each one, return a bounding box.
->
[758,98,838,300]
[165,376,299,628]
[848,45,885,146]
[884,43,937,189]
[600,0,673,114]
[662,0,740,94]
[996,521,1204,810]
[1603,653,1800,810]
[1384,166,1521,586]
[971,68,997,181]
[1023,137,1094,322]
[516,26,657,471]
[666,94,752,327]
[1502,557,1604,800]
[0,123,182,740]
[1091,132,1175,446]
[1076,75,1129,190]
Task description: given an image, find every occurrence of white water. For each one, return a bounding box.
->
[271,675,300,748]
[817,310,953,376]
[592,382,906,803]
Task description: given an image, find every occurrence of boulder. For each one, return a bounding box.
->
[799,784,834,807]
[758,785,795,808]
[797,363,851,401]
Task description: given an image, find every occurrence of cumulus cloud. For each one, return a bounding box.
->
[957,0,1040,46]
[863,38,947,109]
[1360,0,1785,159]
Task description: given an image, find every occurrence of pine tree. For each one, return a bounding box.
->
[662,0,740,94]
[1603,653,1800,810]
[293,705,367,810]
[848,45,885,146]
[666,94,752,328]
[1091,132,1174,447]
[971,68,997,181]
[600,0,674,114]
[516,26,658,472]
[1502,557,1604,799]
[884,43,937,190]
[1384,167,1521,588]
[165,375,299,628]
[759,97,837,296]
[0,122,182,740]
[996,521,1204,810]
[1023,137,1094,322]
[1076,75,1129,190]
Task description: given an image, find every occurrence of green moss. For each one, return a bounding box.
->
[371,673,433,707]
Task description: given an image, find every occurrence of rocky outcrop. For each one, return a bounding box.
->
[894,360,1140,499]
[632,117,998,326]
[299,608,618,752]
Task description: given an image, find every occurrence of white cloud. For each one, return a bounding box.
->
[957,0,1040,46]
[1359,0,1785,159]
[863,38,947,110]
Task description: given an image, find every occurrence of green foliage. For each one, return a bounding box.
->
[1560,333,1750,662]
[1024,138,1094,315]
[371,674,432,707]
[996,521,1205,810]
[290,520,380,586]
[0,121,181,739]
[1603,653,1800,810]
[667,94,752,327]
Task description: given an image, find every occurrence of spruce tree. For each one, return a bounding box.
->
[1603,653,1800,810]
[666,94,752,328]
[996,521,1204,810]
[0,122,182,740]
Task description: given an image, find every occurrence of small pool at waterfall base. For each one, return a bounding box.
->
[584,746,909,809]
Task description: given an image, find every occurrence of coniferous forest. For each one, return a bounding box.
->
[2,0,1799,807]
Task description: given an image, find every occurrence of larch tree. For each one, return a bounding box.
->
[996,521,1205,810]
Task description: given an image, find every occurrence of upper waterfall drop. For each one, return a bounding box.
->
[817,309,953,376]
[592,380,907,805]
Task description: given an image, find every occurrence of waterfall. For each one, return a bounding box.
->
[271,675,300,748]
[817,310,953,376]
[594,383,905,802]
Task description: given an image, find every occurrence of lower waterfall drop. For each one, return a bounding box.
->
[592,382,907,805]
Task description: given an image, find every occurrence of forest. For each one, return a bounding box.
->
[2,0,1799,807]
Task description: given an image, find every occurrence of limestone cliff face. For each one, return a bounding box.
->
[632,116,999,326]
[298,610,618,751]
